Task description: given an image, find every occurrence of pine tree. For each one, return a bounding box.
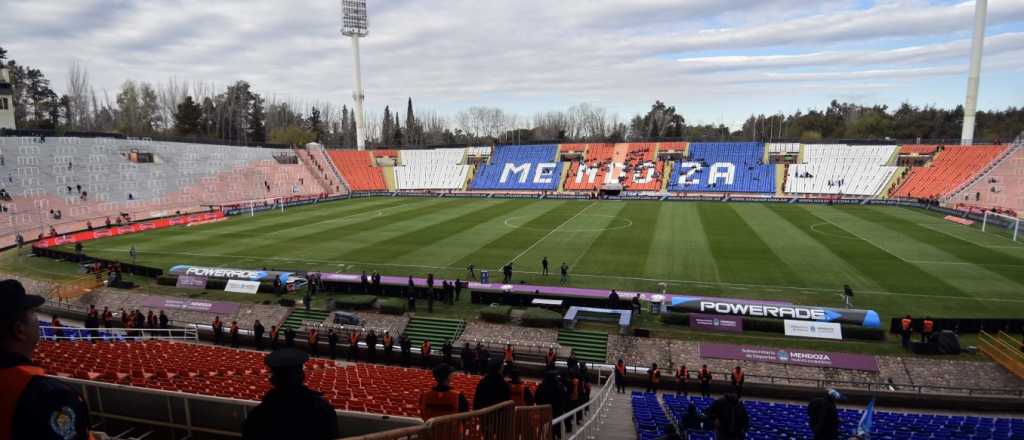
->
[381,106,392,146]
[406,97,417,145]
[307,106,323,141]
[340,105,350,147]
[174,96,203,136]
[247,94,266,143]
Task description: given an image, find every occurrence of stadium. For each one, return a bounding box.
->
[2,1,1024,440]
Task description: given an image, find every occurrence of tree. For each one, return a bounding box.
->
[381,105,393,146]
[629,101,684,140]
[307,106,323,141]
[269,126,316,146]
[174,96,203,136]
[248,94,266,143]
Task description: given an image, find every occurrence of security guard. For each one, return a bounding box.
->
[922,317,935,343]
[1,279,94,440]
[419,364,469,421]
[900,315,913,349]
[241,349,337,440]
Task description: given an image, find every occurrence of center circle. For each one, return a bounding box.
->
[503,214,634,233]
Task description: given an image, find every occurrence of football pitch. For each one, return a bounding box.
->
[63,197,1024,322]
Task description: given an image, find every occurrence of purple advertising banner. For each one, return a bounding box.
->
[690,313,743,333]
[141,296,240,315]
[699,342,879,372]
[176,275,208,289]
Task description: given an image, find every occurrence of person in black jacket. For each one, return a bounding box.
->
[533,370,565,420]
[328,329,338,360]
[400,334,412,367]
[473,359,510,410]
[241,349,337,440]
[253,320,265,350]
[284,328,296,348]
[706,393,749,440]
[365,330,378,362]
[808,389,843,440]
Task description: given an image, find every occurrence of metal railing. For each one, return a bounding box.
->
[552,368,614,440]
[978,331,1024,380]
[340,401,552,440]
[39,325,199,341]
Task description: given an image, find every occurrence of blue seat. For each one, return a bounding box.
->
[469,145,563,190]
[667,142,774,193]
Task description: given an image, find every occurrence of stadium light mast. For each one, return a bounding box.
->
[341,0,369,150]
[961,0,987,145]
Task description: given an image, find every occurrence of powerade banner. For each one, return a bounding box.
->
[168,265,292,284]
[668,296,881,328]
[34,211,225,248]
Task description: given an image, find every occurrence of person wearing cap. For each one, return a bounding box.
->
[808,389,843,440]
[419,363,469,421]
[473,358,510,410]
[241,348,337,440]
[0,279,95,440]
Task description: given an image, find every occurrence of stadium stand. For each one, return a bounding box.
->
[32,340,483,418]
[563,143,668,191]
[891,145,1006,199]
[564,144,616,191]
[661,394,1024,440]
[899,144,940,155]
[0,137,320,245]
[465,146,492,157]
[766,143,801,154]
[327,149,389,191]
[469,144,562,190]
[373,149,398,159]
[394,148,469,190]
[633,391,672,440]
[667,142,774,193]
[949,144,1024,215]
[785,144,899,196]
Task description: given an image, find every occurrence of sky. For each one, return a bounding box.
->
[2,0,1023,129]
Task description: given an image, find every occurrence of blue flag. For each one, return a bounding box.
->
[857,398,875,439]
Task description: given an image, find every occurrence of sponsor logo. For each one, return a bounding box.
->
[183,267,266,280]
[777,350,789,362]
[698,301,828,321]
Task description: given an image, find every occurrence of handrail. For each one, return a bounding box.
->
[552,368,615,439]
[339,400,552,440]
[39,325,199,341]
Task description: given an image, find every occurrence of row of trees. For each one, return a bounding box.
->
[3,47,1022,146]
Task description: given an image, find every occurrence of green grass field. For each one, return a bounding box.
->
[50,196,1024,323]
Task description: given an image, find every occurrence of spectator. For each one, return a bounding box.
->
[731,366,745,399]
[681,402,704,431]
[706,393,749,440]
[270,325,280,350]
[534,370,566,422]
[545,347,557,370]
[230,321,240,348]
[284,328,296,348]
[307,328,318,357]
[348,331,360,361]
[609,290,619,309]
[327,329,338,359]
[421,339,432,368]
[441,340,453,366]
[147,310,157,329]
[476,343,490,372]
[241,349,337,440]
[506,367,534,406]
[212,317,224,345]
[808,389,843,440]
[102,307,112,328]
[632,295,642,315]
[461,342,477,373]
[400,334,412,367]
[365,330,378,362]
[419,364,469,421]
[158,310,169,329]
[614,358,627,393]
[473,359,510,410]
[253,320,265,350]
[382,331,393,362]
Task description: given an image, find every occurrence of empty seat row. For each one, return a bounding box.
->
[469,145,562,190]
[327,150,389,191]
[785,144,899,196]
[892,145,1007,199]
[394,149,469,190]
[667,142,774,193]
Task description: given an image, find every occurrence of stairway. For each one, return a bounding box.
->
[557,329,608,363]
[281,309,330,330]
[403,316,464,346]
[944,136,1023,202]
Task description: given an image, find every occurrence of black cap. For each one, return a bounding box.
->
[265,348,309,370]
[0,279,44,321]
[432,363,455,382]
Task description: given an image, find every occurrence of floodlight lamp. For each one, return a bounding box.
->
[341,0,369,37]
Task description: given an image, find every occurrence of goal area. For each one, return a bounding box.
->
[981,211,1021,241]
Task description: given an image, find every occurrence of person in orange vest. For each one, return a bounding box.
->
[731,366,745,399]
[503,343,514,366]
[419,364,468,421]
[269,325,280,351]
[675,364,689,396]
[505,367,534,406]
[614,358,627,394]
[545,347,557,369]
[230,321,240,348]
[382,331,394,363]
[307,328,319,357]
[421,339,432,368]
[922,317,935,343]
[698,364,712,398]
[1,279,95,440]
[646,363,661,393]
[900,315,913,349]
[212,316,223,345]
[348,331,360,361]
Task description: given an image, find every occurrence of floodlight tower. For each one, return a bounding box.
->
[961,0,987,145]
[341,0,368,150]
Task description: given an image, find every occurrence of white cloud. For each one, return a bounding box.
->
[0,0,1022,126]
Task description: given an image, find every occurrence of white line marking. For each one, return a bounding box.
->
[503,202,596,268]
[84,247,1024,304]
[916,222,1023,248]
[815,215,914,263]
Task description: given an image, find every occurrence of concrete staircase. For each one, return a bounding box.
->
[403,316,464,346]
[281,309,330,330]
